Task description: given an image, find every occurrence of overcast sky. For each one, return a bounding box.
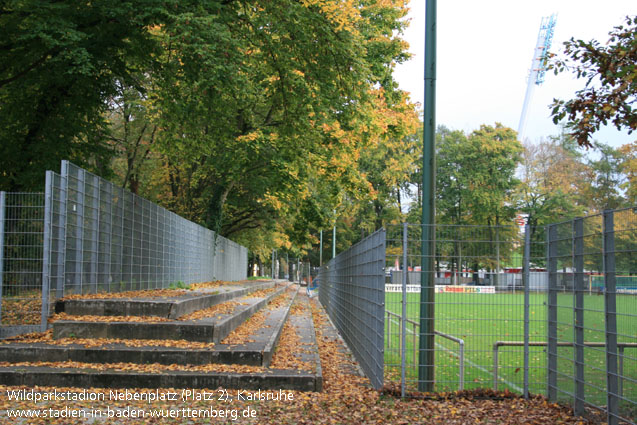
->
[393,1,636,148]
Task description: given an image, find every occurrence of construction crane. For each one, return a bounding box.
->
[517,14,557,142]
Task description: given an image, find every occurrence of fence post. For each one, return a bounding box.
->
[603,210,619,425]
[41,171,53,331]
[377,229,386,390]
[547,224,558,401]
[89,175,99,293]
[56,165,68,299]
[0,191,5,323]
[573,217,585,415]
[418,223,435,392]
[271,250,275,279]
[73,165,85,294]
[401,223,408,397]
[523,223,531,399]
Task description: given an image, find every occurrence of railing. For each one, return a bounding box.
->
[386,310,465,390]
[493,341,637,396]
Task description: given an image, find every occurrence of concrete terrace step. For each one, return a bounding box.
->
[0,291,323,392]
[274,292,323,390]
[0,286,299,367]
[52,283,291,343]
[55,280,276,319]
[0,365,320,392]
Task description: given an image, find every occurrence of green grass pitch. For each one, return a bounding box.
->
[384,291,636,408]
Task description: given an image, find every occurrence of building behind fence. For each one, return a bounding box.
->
[0,161,248,337]
[318,207,636,425]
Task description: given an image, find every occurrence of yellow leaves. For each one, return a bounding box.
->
[270,297,314,371]
[222,290,294,346]
[300,0,361,33]
[189,280,231,290]
[0,360,265,374]
[2,329,218,350]
[61,288,190,301]
[52,313,172,323]
[236,130,262,143]
[0,296,41,325]
[362,87,419,142]
[178,300,247,321]
[262,192,284,211]
[147,24,164,36]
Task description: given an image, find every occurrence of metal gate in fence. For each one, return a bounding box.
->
[0,161,248,337]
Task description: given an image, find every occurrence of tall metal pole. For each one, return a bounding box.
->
[419,0,436,392]
[401,222,408,397]
[332,210,336,259]
[320,230,323,266]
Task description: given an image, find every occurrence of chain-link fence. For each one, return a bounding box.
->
[1,161,248,335]
[318,229,386,389]
[548,207,636,425]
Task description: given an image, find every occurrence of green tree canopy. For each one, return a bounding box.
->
[436,124,522,226]
[549,15,637,148]
[0,0,168,190]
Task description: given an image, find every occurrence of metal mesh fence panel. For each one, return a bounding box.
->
[318,229,385,389]
[214,236,248,282]
[548,208,637,425]
[0,192,45,336]
[2,161,248,333]
[612,207,637,424]
[385,223,548,396]
[56,161,247,295]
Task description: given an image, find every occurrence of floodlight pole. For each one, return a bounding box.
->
[419,0,436,393]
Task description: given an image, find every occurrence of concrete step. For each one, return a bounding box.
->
[0,291,323,392]
[55,280,276,319]
[0,366,320,392]
[274,292,323,390]
[0,286,298,367]
[51,283,291,343]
